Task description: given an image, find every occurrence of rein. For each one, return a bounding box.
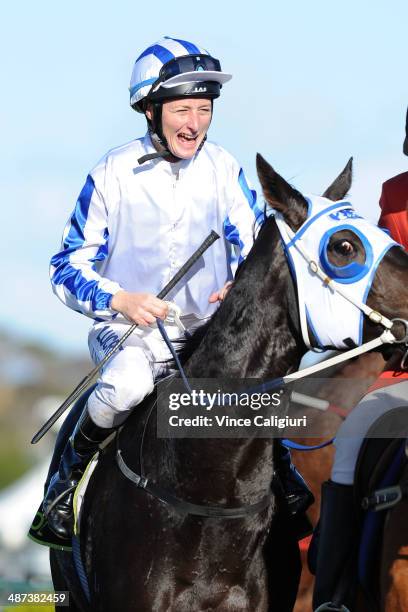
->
[154,309,407,413]
[154,320,406,453]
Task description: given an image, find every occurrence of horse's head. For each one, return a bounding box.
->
[256,154,408,354]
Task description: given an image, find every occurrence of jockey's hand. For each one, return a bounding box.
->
[110,291,169,326]
[208,281,233,304]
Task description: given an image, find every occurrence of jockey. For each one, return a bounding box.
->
[312,106,408,610]
[38,36,313,542]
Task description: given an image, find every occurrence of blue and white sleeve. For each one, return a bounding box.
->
[223,166,264,264]
[49,173,122,320]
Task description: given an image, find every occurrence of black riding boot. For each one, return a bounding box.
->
[275,441,315,538]
[276,442,315,514]
[43,407,115,540]
[312,481,359,611]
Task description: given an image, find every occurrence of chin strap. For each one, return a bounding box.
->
[138,129,179,165]
[137,150,175,165]
[137,133,209,165]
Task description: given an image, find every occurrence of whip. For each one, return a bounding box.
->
[31,231,220,444]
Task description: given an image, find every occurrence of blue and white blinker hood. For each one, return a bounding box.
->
[275,196,398,350]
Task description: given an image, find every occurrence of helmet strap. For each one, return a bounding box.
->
[138,102,180,164]
[147,102,168,150]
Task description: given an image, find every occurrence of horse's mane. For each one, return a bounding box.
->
[176,319,213,365]
[167,210,275,369]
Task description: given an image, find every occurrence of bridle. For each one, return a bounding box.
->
[275,214,408,382]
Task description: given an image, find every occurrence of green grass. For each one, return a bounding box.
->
[0,435,32,490]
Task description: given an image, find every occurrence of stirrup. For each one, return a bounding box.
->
[43,484,77,517]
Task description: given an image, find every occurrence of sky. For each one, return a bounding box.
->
[2,0,407,354]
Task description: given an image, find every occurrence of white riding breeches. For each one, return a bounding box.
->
[86,316,205,428]
[331,380,408,485]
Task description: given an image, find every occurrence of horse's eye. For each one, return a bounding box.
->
[332,240,355,256]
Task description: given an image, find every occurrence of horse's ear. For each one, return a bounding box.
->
[322,157,353,201]
[256,153,308,229]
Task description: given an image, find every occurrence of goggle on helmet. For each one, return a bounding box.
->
[129,36,232,112]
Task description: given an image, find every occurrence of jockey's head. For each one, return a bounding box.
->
[129,37,231,160]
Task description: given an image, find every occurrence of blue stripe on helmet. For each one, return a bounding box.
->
[136,44,175,64]
[129,77,157,98]
[168,37,203,55]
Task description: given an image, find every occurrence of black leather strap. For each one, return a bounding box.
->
[137,150,173,165]
[116,449,272,519]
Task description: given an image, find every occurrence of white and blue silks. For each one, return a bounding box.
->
[276,196,398,351]
[50,133,263,323]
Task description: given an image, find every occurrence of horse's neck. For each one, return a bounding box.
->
[185,221,303,380]
[143,222,305,503]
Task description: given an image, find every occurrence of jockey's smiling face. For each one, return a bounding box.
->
[147,98,212,159]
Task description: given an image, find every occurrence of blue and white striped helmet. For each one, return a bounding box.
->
[129,36,232,112]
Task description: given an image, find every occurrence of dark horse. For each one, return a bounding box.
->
[49,154,408,611]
